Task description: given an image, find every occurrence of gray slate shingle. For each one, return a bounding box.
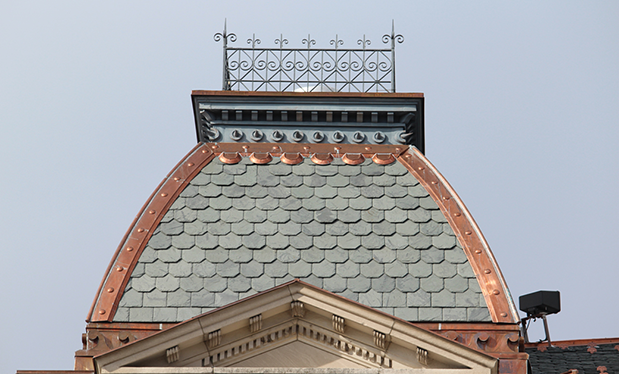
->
[116,158,490,323]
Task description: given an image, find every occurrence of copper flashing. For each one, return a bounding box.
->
[88,144,215,322]
[249,152,272,164]
[310,153,334,165]
[280,152,304,165]
[89,142,405,322]
[372,153,397,165]
[398,147,519,323]
[341,153,365,165]
[525,337,619,350]
[90,142,517,326]
[219,152,242,164]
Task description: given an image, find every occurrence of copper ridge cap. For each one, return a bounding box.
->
[192,90,424,98]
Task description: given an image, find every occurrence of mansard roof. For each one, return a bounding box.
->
[88,137,517,325]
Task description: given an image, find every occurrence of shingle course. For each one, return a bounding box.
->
[117,159,489,323]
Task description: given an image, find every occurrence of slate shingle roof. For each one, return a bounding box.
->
[114,156,490,323]
[527,342,619,374]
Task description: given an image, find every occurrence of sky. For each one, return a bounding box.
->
[1,1,618,373]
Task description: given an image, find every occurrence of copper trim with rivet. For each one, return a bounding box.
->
[89,142,516,324]
[397,146,519,323]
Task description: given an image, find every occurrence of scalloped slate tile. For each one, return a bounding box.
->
[117,157,490,324]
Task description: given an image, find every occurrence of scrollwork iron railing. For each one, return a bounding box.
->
[214,22,403,93]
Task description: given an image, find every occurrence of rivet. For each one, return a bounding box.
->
[500,312,508,317]
[173,177,180,181]
[395,147,401,153]
[148,210,155,214]
[334,146,341,151]
[417,166,424,170]
[431,181,438,184]
[107,287,114,293]
[454,212,461,217]
[475,249,482,254]
[406,154,412,158]
[492,290,500,295]
[303,146,310,151]
[116,266,124,272]
[126,246,133,252]
[161,192,168,197]
[443,196,450,200]
[365,147,371,151]
[242,145,249,151]
[465,231,472,235]
[98,309,106,315]
[137,228,144,233]
[202,149,207,153]
[484,269,492,274]
[187,162,194,167]
[211,145,218,149]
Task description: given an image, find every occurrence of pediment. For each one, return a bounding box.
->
[95,280,497,374]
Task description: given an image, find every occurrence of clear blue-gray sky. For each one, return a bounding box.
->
[1,1,618,373]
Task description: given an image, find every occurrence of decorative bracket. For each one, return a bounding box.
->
[332,315,345,333]
[291,301,305,318]
[417,347,428,366]
[249,314,262,333]
[373,330,386,349]
[208,330,221,348]
[166,346,179,364]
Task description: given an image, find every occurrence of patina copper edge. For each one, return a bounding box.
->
[398,147,519,324]
[89,144,215,322]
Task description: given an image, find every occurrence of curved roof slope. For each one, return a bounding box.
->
[89,143,518,324]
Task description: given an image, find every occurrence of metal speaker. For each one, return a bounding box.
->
[519,290,561,316]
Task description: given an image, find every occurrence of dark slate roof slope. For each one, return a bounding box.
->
[114,156,489,323]
[527,341,619,374]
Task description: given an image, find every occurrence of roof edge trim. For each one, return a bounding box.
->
[89,142,406,322]
[397,147,519,323]
[88,144,215,322]
[191,90,424,98]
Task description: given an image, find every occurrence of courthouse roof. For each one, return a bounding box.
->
[88,92,518,326]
